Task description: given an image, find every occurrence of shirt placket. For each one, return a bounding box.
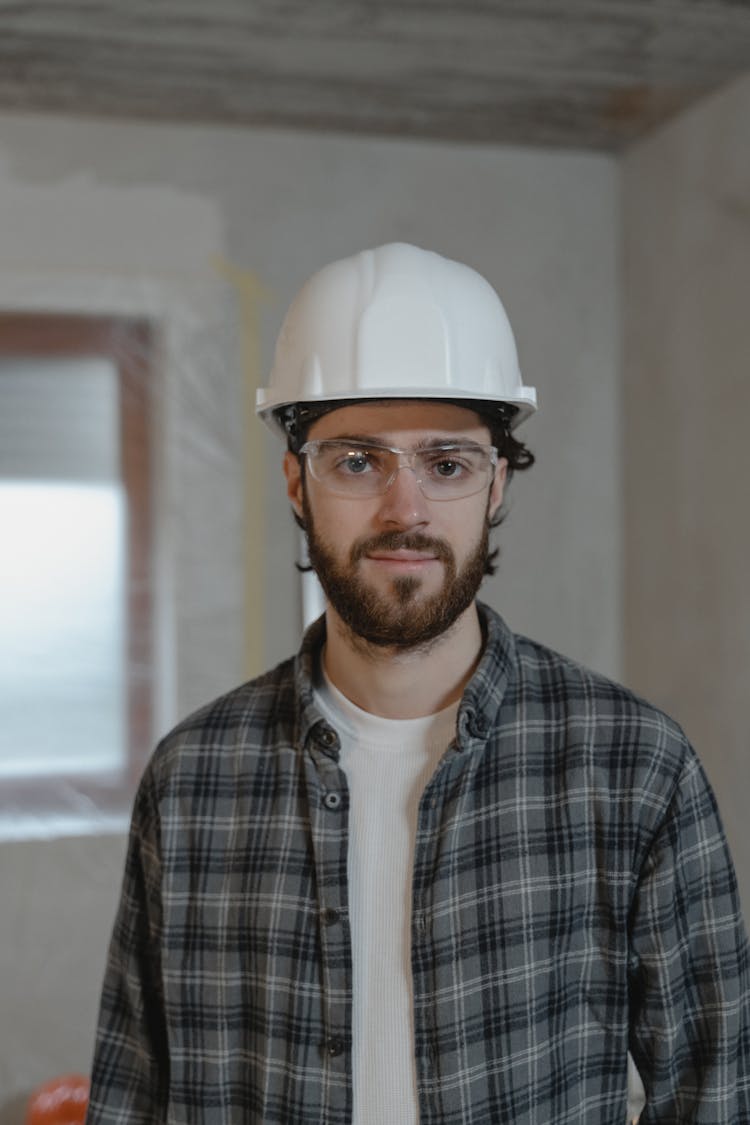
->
[304,718,354,1123]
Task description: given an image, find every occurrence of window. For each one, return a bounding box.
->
[0,315,155,828]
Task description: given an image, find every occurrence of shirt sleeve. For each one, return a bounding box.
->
[628,751,750,1122]
[86,771,169,1124]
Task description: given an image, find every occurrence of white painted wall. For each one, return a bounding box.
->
[0,111,620,1114]
[623,74,750,912]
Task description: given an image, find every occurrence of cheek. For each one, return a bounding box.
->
[305,489,369,547]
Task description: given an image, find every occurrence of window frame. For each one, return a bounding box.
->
[0,313,155,817]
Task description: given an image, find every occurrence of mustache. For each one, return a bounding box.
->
[350,531,454,564]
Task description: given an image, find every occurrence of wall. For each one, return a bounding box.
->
[0,129,246,1113]
[0,112,619,1114]
[623,73,750,910]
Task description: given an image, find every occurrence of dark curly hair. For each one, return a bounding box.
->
[278,398,534,576]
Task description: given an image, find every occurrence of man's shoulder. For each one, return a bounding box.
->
[481,618,702,822]
[175,655,299,735]
[512,628,690,756]
[147,654,301,784]
[480,604,690,757]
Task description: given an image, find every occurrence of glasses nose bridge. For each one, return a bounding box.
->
[383,448,427,494]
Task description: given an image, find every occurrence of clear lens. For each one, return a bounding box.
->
[301,440,497,500]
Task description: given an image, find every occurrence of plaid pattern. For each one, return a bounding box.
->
[87,604,750,1123]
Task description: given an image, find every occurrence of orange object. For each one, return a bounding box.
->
[25,1074,90,1125]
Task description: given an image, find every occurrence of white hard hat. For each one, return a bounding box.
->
[256,242,537,439]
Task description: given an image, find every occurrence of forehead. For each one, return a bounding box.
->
[307,400,491,443]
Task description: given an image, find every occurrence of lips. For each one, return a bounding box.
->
[366,549,437,563]
[351,532,453,566]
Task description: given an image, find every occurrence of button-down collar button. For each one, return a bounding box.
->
[325,1036,345,1058]
[322,907,341,926]
[323,791,342,810]
[317,725,338,749]
[473,713,490,737]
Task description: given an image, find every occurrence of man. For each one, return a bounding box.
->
[87,244,749,1123]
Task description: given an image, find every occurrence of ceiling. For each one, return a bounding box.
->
[0,1,748,152]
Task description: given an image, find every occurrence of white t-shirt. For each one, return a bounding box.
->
[314,669,458,1125]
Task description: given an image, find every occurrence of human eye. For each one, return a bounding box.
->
[433,457,465,479]
[423,447,477,480]
[328,443,381,477]
[342,450,372,475]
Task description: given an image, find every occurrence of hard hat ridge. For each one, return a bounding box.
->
[256,242,537,439]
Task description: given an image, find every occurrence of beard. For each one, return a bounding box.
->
[302,489,491,652]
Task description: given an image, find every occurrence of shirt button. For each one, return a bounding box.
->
[317,725,338,749]
[473,714,489,737]
[322,907,341,926]
[323,791,342,810]
[325,1036,345,1057]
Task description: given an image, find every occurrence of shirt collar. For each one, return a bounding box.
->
[292,601,517,752]
[455,601,517,749]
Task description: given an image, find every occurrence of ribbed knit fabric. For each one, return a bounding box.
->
[315,670,458,1125]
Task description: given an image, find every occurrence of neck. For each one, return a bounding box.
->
[322,601,484,719]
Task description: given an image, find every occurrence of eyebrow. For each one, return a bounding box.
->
[322,434,487,451]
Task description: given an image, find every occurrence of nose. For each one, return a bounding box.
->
[376,464,431,529]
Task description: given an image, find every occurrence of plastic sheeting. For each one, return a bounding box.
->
[0,269,257,844]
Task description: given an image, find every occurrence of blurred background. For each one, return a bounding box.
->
[0,2,748,1118]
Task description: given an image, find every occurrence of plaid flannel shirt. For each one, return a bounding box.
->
[87,603,750,1123]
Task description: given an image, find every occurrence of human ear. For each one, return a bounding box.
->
[488,458,507,520]
[283,451,304,518]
